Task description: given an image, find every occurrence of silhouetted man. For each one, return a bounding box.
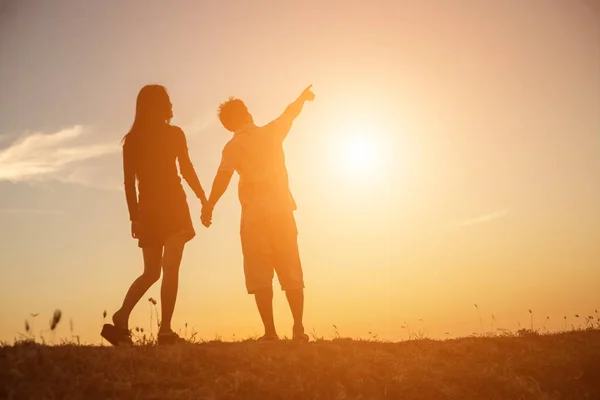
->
[202,85,315,341]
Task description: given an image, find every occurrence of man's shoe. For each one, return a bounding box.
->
[292,332,309,342]
[292,325,309,342]
[257,334,280,343]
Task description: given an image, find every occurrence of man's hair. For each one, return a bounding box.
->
[218,97,251,132]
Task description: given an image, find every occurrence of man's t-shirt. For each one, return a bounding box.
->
[217,116,297,222]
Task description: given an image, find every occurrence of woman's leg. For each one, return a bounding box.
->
[158,236,185,334]
[113,245,163,329]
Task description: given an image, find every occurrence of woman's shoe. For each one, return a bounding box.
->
[157,330,186,345]
[101,324,133,346]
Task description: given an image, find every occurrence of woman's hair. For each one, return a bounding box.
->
[123,85,173,145]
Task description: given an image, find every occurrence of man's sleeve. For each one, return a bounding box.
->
[266,114,294,141]
[217,142,238,174]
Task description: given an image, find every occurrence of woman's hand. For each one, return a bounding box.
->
[131,221,142,239]
[200,196,208,209]
[201,203,213,228]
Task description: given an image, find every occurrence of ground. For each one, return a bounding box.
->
[2,330,600,400]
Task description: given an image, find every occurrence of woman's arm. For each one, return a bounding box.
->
[123,143,139,222]
[177,128,207,205]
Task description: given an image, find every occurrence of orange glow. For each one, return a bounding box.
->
[0,1,599,344]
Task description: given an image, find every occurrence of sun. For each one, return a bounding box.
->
[340,136,378,173]
[323,113,392,183]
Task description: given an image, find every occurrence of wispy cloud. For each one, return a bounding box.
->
[0,125,119,183]
[458,209,509,227]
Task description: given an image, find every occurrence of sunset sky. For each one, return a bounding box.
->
[0,0,598,343]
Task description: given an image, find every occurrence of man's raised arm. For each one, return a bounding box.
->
[270,85,315,140]
[281,84,315,121]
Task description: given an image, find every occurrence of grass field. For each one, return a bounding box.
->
[2,329,600,400]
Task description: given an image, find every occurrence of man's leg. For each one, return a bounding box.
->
[242,217,278,339]
[273,212,307,340]
[254,287,277,338]
[285,289,305,336]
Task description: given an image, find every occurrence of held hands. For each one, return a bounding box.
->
[301,84,315,102]
[201,203,214,228]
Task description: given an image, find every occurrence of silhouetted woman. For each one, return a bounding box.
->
[101,85,206,345]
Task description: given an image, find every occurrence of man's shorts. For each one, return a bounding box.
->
[240,211,304,294]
